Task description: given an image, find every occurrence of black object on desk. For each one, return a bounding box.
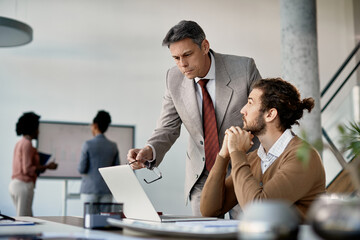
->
[83,202,123,229]
[0,211,16,222]
[0,211,36,226]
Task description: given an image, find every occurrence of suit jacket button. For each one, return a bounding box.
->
[259,182,263,187]
[196,174,199,179]
[202,157,205,161]
[200,141,203,145]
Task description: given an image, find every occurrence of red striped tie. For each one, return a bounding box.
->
[198,79,219,172]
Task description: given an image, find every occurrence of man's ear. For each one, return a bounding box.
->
[265,108,278,123]
[202,39,210,55]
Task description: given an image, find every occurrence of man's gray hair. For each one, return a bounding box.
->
[162,20,206,48]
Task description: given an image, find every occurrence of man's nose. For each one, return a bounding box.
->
[240,106,246,115]
[179,58,188,67]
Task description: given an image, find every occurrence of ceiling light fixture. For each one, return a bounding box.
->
[0,16,33,47]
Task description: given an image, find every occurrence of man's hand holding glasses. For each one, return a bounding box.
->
[127,145,154,170]
[127,145,162,184]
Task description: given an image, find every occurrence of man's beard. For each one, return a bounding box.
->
[243,112,266,136]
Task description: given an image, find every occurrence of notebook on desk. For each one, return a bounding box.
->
[99,165,217,222]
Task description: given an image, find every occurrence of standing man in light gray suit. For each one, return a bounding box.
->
[127,20,261,216]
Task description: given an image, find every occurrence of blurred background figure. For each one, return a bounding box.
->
[9,112,58,216]
[78,110,120,208]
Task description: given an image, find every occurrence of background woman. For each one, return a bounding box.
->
[78,110,120,206]
[9,112,57,216]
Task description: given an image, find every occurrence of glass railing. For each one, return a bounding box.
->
[320,41,360,187]
[322,86,358,185]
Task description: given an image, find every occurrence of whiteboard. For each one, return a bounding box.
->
[37,121,135,179]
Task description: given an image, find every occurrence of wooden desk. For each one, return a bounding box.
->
[37,216,83,227]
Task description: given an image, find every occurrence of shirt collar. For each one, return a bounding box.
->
[195,52,215,83]
[257,144,267,160]
[257,129,294,160]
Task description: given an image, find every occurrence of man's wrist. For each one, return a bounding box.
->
[218,151,229,159]
[229,150,246,155]
[230,150,248,167]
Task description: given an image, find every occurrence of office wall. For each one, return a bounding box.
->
[0,0,356,216]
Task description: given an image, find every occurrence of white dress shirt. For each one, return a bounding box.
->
[194,52,216,115]
[257,129,294,174]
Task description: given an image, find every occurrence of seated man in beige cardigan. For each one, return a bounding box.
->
[200,78,326,221]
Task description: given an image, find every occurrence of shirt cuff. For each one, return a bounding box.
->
[146,144,156,162]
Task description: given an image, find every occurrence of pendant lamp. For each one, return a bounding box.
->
[0,16,33,47]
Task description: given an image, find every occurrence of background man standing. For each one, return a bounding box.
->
[128,20,261,216]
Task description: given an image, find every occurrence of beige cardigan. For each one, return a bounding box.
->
[200,136,326,221]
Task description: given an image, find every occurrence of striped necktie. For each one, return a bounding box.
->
[198,79,219,172]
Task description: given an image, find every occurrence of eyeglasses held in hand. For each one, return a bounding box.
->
[128,161,162,184]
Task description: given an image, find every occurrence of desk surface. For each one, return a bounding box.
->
[37,216,84,227]
[0,216,324,240]
[0,216,209,240]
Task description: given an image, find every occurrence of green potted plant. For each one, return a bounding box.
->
[307,121,360,240]
[338,121,360,192]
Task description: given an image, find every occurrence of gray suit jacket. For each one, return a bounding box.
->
[78,134,120,194]
[147,50,261,202]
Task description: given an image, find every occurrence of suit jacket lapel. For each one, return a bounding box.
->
[181,76,203,137]
[214,52,233,131]
[180,51,233,138]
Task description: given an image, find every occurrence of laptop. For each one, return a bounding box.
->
[99,165,217,222]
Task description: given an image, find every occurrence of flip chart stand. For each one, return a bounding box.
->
[62,179,81,216]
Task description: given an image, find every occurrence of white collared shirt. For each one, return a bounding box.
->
[257,129,294,174]
[194,52,216,116]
